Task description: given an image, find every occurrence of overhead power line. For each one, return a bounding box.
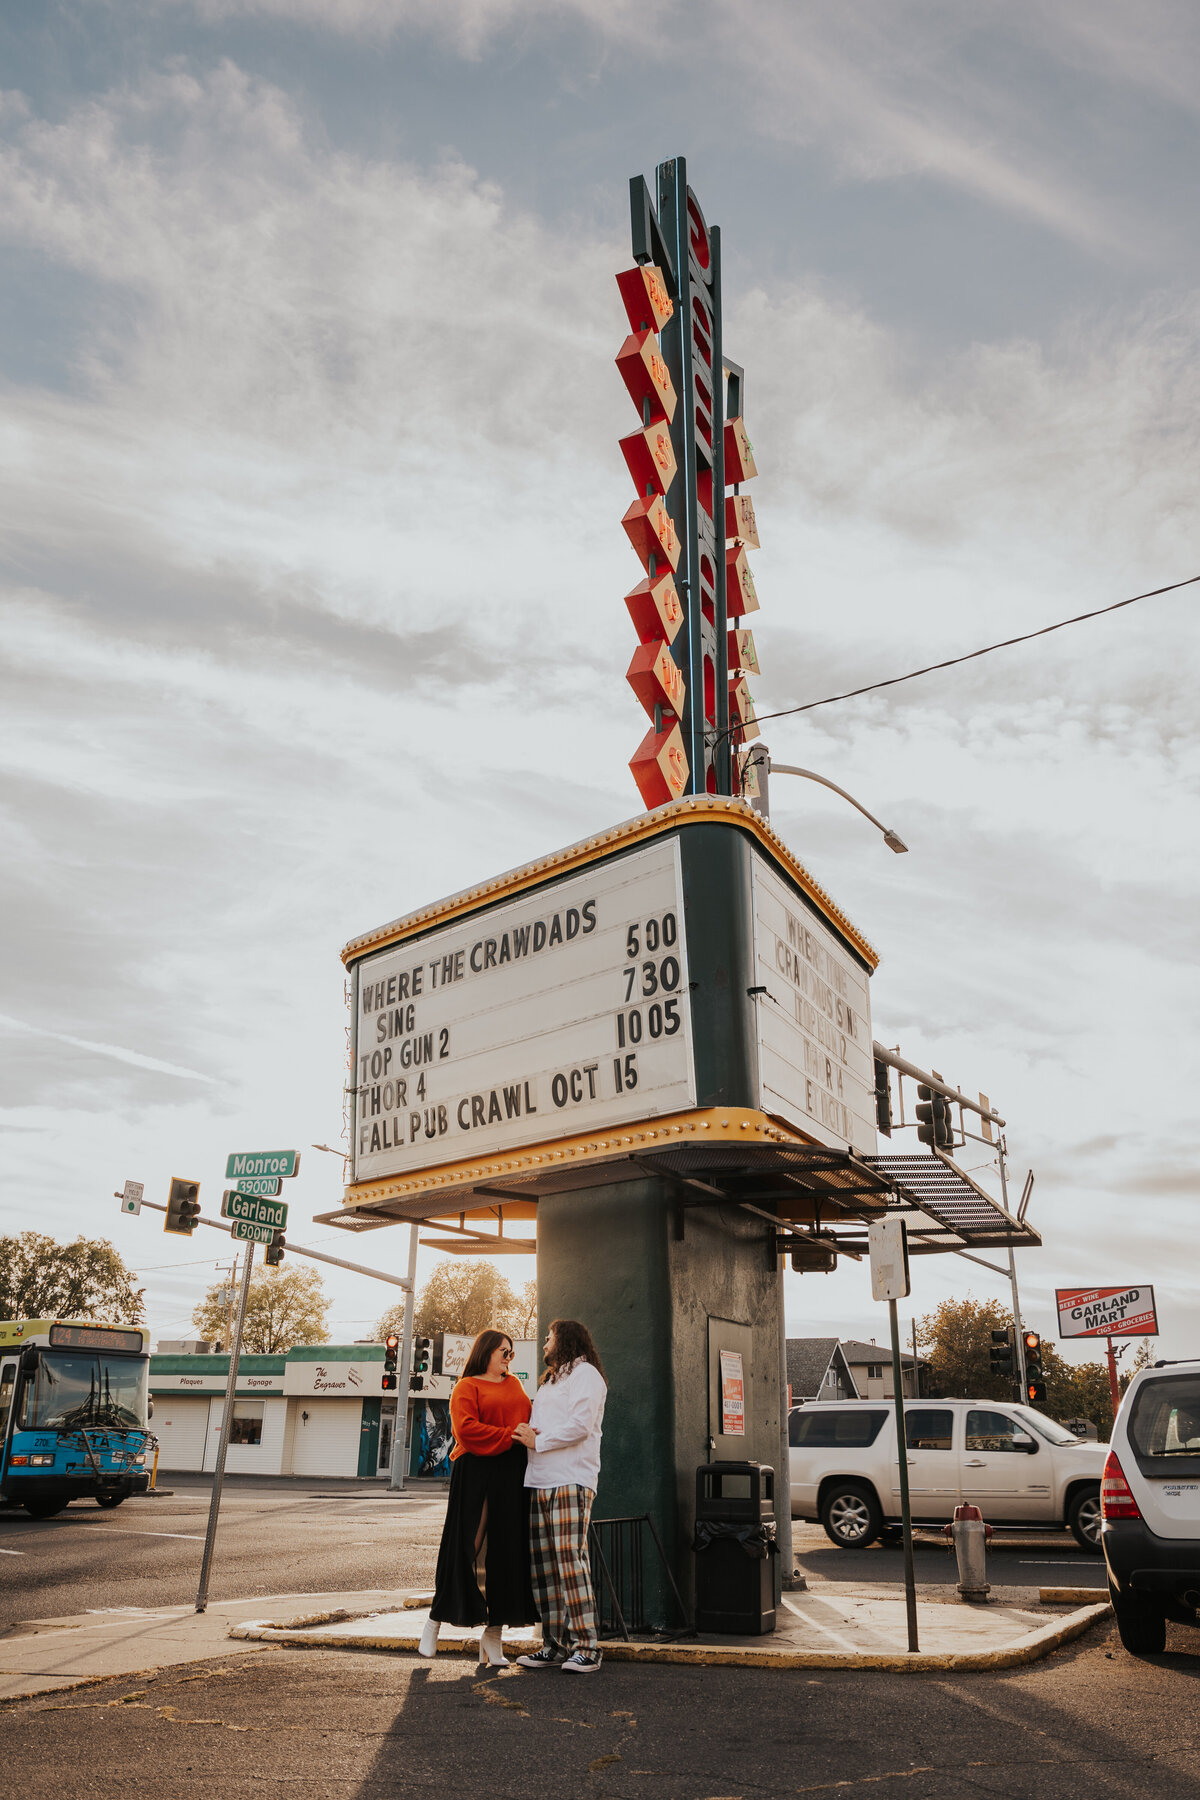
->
[722,572,1200,740]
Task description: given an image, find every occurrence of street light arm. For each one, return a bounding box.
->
[763,759,909,853]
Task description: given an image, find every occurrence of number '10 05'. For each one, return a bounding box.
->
[616,998,681,1047]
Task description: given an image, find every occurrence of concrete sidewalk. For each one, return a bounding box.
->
[229,1584,1109,1673]
[0,1581,1110,1700]
[0,1589,411,1702]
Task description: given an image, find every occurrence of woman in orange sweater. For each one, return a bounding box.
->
[419,1329,538,1666]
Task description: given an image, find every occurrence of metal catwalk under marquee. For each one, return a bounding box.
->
[319,1140,1039,1263]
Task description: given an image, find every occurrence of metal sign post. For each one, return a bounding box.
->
[387,1222,419,1492]
[870,1216,918,1654]
[195,1242,255,1613]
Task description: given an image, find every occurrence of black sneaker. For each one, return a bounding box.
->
[516,1643,566,1669]
[561,1648,602,1673]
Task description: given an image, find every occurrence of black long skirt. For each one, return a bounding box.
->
[429,1445,539,1628]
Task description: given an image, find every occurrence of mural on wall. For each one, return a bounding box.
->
[410,1400,454,1478]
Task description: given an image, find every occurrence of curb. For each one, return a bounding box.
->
[228,1601,1111,1672]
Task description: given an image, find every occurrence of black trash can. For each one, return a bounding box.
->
[692,1462,777,1635]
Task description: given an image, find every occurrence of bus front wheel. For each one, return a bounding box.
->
[95,1494,125,1510]
[24,1497,65,1519]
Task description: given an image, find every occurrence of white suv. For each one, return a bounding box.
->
[789,1399,1107,1548]
[1102,1358,1200,1655]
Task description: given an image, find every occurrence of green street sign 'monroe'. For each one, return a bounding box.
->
[230,1219,279,1244]
[225,1150,300,1180]
[221,1191,288,1231]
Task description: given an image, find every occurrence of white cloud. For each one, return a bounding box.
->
[2,56,1199,1352]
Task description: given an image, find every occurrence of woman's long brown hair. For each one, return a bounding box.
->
[542,1319,605,1385]
[461,1329,513,1380]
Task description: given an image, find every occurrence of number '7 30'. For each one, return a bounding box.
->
[623,955,681,1002]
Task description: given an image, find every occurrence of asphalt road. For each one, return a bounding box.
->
[4,1477,1193,1799]
[0,1477,1108,1627]
[791,1520,1109,1598]
[6,1621,1200,1799]
[0,1475,448,1625]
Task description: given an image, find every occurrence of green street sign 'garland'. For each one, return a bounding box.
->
[221,1190,288,1231]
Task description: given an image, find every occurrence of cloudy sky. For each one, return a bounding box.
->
[2,0,1197,1368]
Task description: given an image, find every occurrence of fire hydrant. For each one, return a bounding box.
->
[942,1503,993,1602]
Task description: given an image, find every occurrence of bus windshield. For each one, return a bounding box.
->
[19,1353,148,1432]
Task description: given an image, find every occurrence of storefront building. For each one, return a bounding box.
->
[150,1339,537,1480]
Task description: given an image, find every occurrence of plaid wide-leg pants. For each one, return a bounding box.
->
[529,1484,597,1651]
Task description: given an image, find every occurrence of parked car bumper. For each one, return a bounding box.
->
[1103,1520,1200,1611]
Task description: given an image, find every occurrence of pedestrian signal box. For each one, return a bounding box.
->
[165,1177,201,1236]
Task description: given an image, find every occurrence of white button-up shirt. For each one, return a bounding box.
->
[524,1359,607,1493]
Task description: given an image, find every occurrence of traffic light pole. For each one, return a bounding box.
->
[997,1138,1028,1397]
[195,1243,255,1612]
[387,1223,419,1493]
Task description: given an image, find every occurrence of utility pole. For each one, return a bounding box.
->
[387,1223,419,1492]
[196,1244,255,1612]
[997,1137,1028,1398]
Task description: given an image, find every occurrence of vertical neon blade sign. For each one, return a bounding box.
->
[619,161,764,807]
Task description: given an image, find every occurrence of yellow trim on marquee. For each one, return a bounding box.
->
[338,1105,815,1220]
[340,795,879,971]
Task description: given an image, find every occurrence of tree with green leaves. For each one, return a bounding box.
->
[0,1232,145,1323]
[375,1261,537,1344]
[192,1263,330,1355]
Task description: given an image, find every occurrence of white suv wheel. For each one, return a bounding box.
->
[822,1484,881,1548]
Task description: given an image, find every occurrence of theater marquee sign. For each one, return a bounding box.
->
[352,838,697,1183]
[340,801,878,1210]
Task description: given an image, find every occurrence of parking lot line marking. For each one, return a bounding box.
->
[69,1527,207,1542]
[0,1548,25,1556]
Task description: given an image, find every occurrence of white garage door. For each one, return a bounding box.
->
[285,1399,365,1477]
[151,1396,210,1471]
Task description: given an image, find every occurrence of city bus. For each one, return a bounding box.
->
[0,1319,155,1518]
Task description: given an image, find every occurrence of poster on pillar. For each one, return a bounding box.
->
[352,839,696,1182]
[749,854,877,1155]
[719,1350,746,1436]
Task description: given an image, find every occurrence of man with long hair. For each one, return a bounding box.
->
[514,1318,607,1674]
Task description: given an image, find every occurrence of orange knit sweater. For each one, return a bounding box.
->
[449,1375,531,1460]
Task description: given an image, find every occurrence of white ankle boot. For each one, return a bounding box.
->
[479,1624,507,1666]
[418,1618,440,1659]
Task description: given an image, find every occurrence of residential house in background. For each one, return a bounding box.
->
[786,1338,858,1405]
[840,1337,926,1400]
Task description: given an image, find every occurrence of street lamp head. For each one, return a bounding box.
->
[883,830,909,855]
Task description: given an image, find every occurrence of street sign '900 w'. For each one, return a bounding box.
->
[230,1219,279,1244]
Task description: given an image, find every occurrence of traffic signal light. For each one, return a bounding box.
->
[382,1333,399,1392]
[989,1327,1014,1376]
[915,1085,955,1151]
[264,1229,286,1266]
[165,1177,201,1236]
[873,1058,892,1138]
[410,1336,431,1391]
[1023,1331,1046,1404]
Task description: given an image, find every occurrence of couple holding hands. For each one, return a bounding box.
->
[418,1317,608,1674]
